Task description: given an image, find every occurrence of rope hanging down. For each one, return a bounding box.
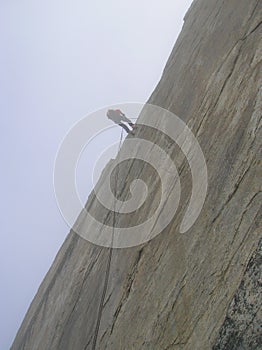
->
[91,128,124,350]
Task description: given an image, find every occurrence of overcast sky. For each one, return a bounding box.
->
[0,1,192,348]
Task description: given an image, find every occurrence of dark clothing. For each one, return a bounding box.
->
[119,122,130,133]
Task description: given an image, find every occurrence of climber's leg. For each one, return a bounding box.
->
[119,123,131,134]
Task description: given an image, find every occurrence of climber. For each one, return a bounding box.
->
[107,109,136,135]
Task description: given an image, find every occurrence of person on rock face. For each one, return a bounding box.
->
[106,109,136,135]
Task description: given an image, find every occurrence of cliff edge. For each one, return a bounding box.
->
[11,0,261,349]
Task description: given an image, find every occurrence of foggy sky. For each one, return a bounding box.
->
[0,1,192,348]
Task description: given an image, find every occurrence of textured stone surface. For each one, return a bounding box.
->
[11,0,261,349]
[213,239,262,349]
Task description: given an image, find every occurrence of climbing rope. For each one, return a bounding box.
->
[91,128,124,350]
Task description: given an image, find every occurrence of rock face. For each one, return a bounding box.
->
[213,239,262,349]
[11,0,261,349]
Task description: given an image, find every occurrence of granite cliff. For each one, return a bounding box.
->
[11,0,261,349]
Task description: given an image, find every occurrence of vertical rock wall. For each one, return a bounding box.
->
[11,0,261,349]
